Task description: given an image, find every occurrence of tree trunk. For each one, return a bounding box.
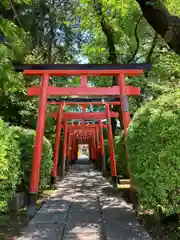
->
[136,0,180,55]
[94,0,124,136]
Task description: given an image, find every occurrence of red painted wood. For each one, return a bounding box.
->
[62,120,68,175]
[118,74,130,136]
[69,124,107,128]
[99,121,105,157]
[118,74,133,188]
[96,126,101,163]
[24,69,144,76]
[27,85,140,96]
[106,104,117,177]
[71,135,76,161]
[30,74,49,193]
[51,104,63,178]
[92,129,97,161]
[67,128,72,162]
[82,104,86,127]
[80,75,88,87]
[50,111,119,119]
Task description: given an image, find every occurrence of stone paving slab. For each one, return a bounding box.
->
[70,201,99,212]
[63,232,102,240]
[16,223,64,240]
[17,161,152,240]
[31,211,67,224]
[67,212,101,223]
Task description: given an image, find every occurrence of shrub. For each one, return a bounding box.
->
[114,133,128,178]
[0,119,21,212]
[10,127,53,191]
[104,135,128,177]
[104,139,110,170]
[126,91,180,214]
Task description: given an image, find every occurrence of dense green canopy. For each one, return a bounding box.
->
[1,0,180,131]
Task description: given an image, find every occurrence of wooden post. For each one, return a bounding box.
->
[61,119,68,178]
[29,73,49,217]
[98,120,106,172]
[51,104,63,186]
[106,104,117,186]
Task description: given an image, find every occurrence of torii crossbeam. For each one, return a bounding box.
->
[50,111,119,119]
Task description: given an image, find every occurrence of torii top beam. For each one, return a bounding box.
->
[25,64,150,97]
[14,64,152,76]
[28,85,140,97]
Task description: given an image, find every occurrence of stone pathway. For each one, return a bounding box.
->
[16,160,151,240]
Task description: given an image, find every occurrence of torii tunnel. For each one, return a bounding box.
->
[15,63,151,215]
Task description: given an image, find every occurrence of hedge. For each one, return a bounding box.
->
[114,133,128,178]
[0,119,21,212]
[126,91,180,214]
[0,123,53,212]
[104,139,110,171]
[10,126,53,191]
[104,135,128,177]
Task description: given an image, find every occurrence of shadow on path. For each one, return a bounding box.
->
[14,161,151,240]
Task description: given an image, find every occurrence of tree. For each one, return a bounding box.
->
[0,0,83,137]
[76,0,180,135]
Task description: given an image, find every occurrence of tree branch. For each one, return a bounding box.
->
[128,15,143,63]
[93,0,118,68]
[93,0,124,133]
[144,32,158,77]
[136,0,180,55]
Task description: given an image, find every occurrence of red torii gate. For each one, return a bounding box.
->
[50,103,110,184]
[50,109,111,180]
[48,103,122,186]
[19,63,151,216]
[70,125,104,170]
[67,123,107,163]
[48,100,119,176]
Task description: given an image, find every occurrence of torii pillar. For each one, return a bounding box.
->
[51,104,63,186]
[98,120,106,173]
[106,104,117,186]
[28,74,49,217]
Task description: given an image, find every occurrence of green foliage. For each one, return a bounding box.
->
[104,139,110,170]
[114,133,128,178]
[0,119,21,212]
[78,0,180,113]
[104,134,128,177]
[0,120,53,212]
[126,91,180,214]
[10,126,53,191]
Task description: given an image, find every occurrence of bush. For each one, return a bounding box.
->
[104,139,110,170]
[114,133,128,178]
[0,119,21,212]
[104,135,128,177]
[126,91,180,214]
[10,127,53,191]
